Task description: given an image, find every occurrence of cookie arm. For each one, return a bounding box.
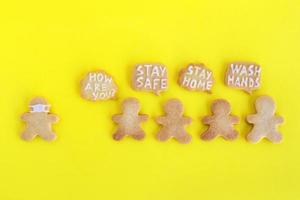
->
[112,115,122,123]
[247,115,258,124]
[139,114,149,122]
[230,116,240,124]
[202,116,214,124]
[48,114,60,123]
[21,113,31,121]
[182,117,192,125]
[156,117,167,125]
[275,116,284,124]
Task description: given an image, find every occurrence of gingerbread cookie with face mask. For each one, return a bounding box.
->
[21,97,59,142]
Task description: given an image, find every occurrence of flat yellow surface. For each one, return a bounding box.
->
[0,0,299,199]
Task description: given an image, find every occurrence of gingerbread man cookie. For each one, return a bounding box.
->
[201,99,239,141]
[21,97,59,141]
[156,99,192,144]
[246,96,284,144]
[112,98,149,141]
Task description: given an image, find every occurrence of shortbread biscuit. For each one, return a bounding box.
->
[178,64,214,93]
[21,97,59,142]
[81,70,118,101]
[201,99,239,141]
[247,96,284,144]
[112,98,149,141]
[156,99,192,144]
[225,62,261,94]
[132,64,168,95]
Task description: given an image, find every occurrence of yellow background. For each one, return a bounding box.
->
[0,0,299,199]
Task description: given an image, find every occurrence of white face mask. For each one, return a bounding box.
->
[30,104,50,113]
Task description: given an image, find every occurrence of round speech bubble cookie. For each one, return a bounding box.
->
[178,64,214,93]
[225,62,261,94]
[132,64,168,95]
[81,70,118,101]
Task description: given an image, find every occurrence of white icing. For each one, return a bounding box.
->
[206,71,212,80]
[136,65,144,76]
[180,65,213,91]
[206,81,213,90]
[144,64,153,76]
[160,66,166,76]
[187,65,194,75]
[85,83,92,91]
[30,104,50,113]
[92,89,116,100]
[144,78,152,89]
[161,79,168,89]
[134,64,168,93]
[230,64,261,77]
[88,73,112,83]
[152,67,160,77]
[136,76,144,87]
[227,64,261,90]
[182,75,212,91]
[152,78,160,89]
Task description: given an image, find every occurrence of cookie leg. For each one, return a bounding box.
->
[176,133,192,144]
[40,131,57,142]
[21,130,36,141]
[113,130,126,141]
[223,130,238,141]
[132,130,145,141]
[201,129,217,141]
[247,130,263,144]
[266,132,283,144]
[157,130,172,142]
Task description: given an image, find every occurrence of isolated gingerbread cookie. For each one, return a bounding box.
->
[178,64,214,93]
[21,97,59,141]
[132,64,168,95]
[201,99,240,141]
[81,70,118,101]
[156,99,192,144]
[225,62,261,94]
[112,98,149,141]
[247,96,284,144]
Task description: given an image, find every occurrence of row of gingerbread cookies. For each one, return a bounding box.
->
[21,95,283,144]
[81,62,261,101]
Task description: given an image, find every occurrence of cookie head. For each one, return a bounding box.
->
[211,99,231,115]
[122,98,140,114]
[29,98,50,113]
[255,96,276,115]
[164,99,184,115]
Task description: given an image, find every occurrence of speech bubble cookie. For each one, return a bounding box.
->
[132,64,168,95]
[178,64,214,93]
[81,71,118,101]
[225,63,261,94]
